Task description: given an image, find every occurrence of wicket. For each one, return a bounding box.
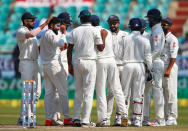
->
[22,80,37,128]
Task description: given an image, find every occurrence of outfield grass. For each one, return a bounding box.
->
[0,106,188,131]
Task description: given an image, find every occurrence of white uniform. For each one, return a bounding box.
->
[162,32,179,121]
[121,31,152,122]
[69,24,103,123]
[106,30,129,120]
[40,29,71,120]
[16,26,41,120]
[95,26,126,122]
[143,23,165,123]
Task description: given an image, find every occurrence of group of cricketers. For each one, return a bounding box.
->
[16,7,179,127]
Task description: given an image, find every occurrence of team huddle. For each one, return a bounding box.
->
[16,8,179,127]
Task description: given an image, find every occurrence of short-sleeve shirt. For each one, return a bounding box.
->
[16,26,39,61]
[69,24,103,62]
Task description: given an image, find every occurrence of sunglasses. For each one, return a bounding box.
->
[27,19,35,22]
[162,23,169,26]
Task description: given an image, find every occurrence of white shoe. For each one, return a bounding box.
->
[113,115,121,126]
[133,119,142,127]
[82,122,96,127]
[96,119,109,127]
[148,119,166,127]
[166,119,177,126]
[106,119,111,126]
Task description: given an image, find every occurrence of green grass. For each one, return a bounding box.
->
[0,106,188,131]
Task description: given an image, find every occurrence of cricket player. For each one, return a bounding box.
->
[16,12,52,125]
[91,15,128,127]
[143,8,166,126]
[40,17,72,126]
[161,17,179,125]
[67,10,106,127]
[121,18,152,127]
[105,15,129,126]
[44,13,73,126]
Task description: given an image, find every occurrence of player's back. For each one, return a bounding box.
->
[69,24,101,60]
[122,31,151,63]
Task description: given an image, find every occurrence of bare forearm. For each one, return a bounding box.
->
[67,45,73,66]
[166,58,176,71]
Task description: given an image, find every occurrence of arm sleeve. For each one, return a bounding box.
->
[93,28,103,45]
[16,28,27,41]
[152,34,163,60]
[170,37,179,58]
[144,39,153,70]
[45,31,65,47]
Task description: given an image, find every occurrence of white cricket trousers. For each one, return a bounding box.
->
[106,65,128,119]
[121,63,145,121]
[19,60,41,120]
[163,63,178,120]
[73,59,96,123]
[96,58,126,122]
[43,62,70,120]
[143,59,165,122]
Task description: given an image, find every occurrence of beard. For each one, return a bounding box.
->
[162,28,168,34]
[53,29,58,35]
[28,24,34,29]
[110,27,117,32]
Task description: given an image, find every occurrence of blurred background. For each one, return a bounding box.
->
[0,0,188,108]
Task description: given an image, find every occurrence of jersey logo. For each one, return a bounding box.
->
[154,35,158,42]
[173,42,176,47]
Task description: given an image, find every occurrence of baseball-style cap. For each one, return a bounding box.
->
[21,12,36,20]
[78,10,91,18]
[162,17,172,26]
[107,15,120,22]
[129,18,142,30]
[146,8,162,20]
[58,12,72,24]
[140,19,147,28]
[91,15,100,25]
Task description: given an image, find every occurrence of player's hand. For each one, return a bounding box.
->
[60,43,68,51]
[101,29,108,38]
[68,64,74,76]
[164,69,171,77]
[45,16,54,24]
[60,25,66,34]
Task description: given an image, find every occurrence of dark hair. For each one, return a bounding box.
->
[48,17,61,28]
[80,15,91,23]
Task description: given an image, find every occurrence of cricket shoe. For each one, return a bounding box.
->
[17,118,23,126]
[81,122,96,127]
[142,119,150,126]
[73,119,81,127]
[121,114,128,127]
[96,119,109,127]
[133,119,142,127]
[166,119,177,126]
[113,114,121,126]
[64,118,73,126]
[52,119,64,126]
[148,119,166,127]
[45,120,53,126]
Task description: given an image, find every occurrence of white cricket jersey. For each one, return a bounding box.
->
[143,31,151,40]
[16,26,39,61]
[69,24,103,62]
[121,31,152,70]
[111,30,129,65]
[95,26,114,59]
[151,23,165,60]
[162,32,179,65]
[58,32,68,62]
[40,29,65,64]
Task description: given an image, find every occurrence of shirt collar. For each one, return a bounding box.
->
[81,23,91,26]
[166,32,171,38]
[132,31,141,35]
[152,23,161,31]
